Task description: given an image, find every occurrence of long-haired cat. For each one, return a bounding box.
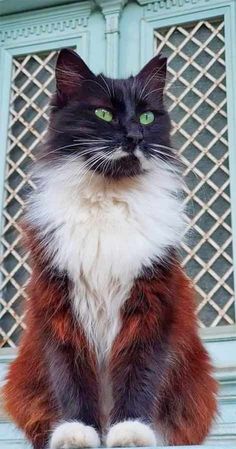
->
[4,49,217,449]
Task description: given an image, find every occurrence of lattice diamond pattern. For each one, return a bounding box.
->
[155,18,235,327]
[0,51,57,347]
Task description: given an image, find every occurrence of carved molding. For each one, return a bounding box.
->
[0,19,87,43]
[95,0,127,15]
[0,2,92,44]
[136,0,210,10]
[95,0,127,32]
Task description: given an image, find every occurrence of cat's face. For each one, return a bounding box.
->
[45,49,174,179]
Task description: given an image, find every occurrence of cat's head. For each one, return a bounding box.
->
[44,49,176,179]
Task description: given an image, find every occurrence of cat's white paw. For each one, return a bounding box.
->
[106,420,157,447]
[50,421,100,449]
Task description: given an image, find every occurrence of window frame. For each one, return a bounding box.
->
[136,0,236,350]
[0,2,94,352]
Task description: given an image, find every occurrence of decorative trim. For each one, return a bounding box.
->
[96,0,128,17]
[0,19,87,44]
[104,13,120,34]
[136,0,210,8]
[0,0,81,16]
[201,325,236,343]
[0,2,92,45]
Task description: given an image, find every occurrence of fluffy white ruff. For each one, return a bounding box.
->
[106,420,157,447]
[27,159,185,362]
[50,421,100,449]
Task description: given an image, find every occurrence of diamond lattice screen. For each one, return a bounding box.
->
[0,51,57,347]
[155,18,235,327]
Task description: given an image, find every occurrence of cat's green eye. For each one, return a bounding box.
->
[139,111,155,125]
[95,108,113,122]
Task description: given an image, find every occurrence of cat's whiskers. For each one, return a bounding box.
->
[151,143,178,155]
[102,155,112,178]
[41,142,83,154]
[150,145,186,174]
[79,146,110,156]
[149,147,179,163]
[150,152,182,177]
[47,125,66,134]
[36,144,104,163]
[151,154,186,191]
[36,145,81,163]
[82,78,110,98]
[73,142,112,146]
[75,151,112,187]
[87,149,115,186]
[99,74,113,98]
[104,147,128,161]
[142,87,166,100]
[73,137,112,142]
[66,148,110,172]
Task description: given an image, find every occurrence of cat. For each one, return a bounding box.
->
[3,49,217,449]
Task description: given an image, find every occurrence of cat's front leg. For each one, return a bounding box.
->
[45,337,101,449]
[106,290,165,447]
[106,335,162,448]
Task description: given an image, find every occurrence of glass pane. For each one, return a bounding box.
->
[154,18,235,327]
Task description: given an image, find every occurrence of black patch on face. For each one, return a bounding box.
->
[42,49,177,179]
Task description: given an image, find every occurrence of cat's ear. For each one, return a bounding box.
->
[55,49,95,100]
[136,54,167,95]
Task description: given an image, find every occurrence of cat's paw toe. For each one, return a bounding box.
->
[50,421,100,449]
[106,420,157,447]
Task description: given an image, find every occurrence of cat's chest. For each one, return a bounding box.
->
[53,195,156,286]
[51,196,155,359]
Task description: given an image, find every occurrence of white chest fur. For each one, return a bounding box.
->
[28,162,184,361]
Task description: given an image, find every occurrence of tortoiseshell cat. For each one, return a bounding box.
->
[4,49,217,449]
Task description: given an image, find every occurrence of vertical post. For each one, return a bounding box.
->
[224,4,236,323]
[0,48,12,252]
[96,0,127,77]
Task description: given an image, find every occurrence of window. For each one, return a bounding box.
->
[155,18,235,328]
[0,51,57,347]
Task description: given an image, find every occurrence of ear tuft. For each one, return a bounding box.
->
[137,54,167,81]
[55,49,95,100]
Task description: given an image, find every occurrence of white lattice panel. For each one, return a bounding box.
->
[0,51,57,347]
[155,18,235,327]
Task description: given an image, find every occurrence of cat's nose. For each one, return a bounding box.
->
[125,129,143,152]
